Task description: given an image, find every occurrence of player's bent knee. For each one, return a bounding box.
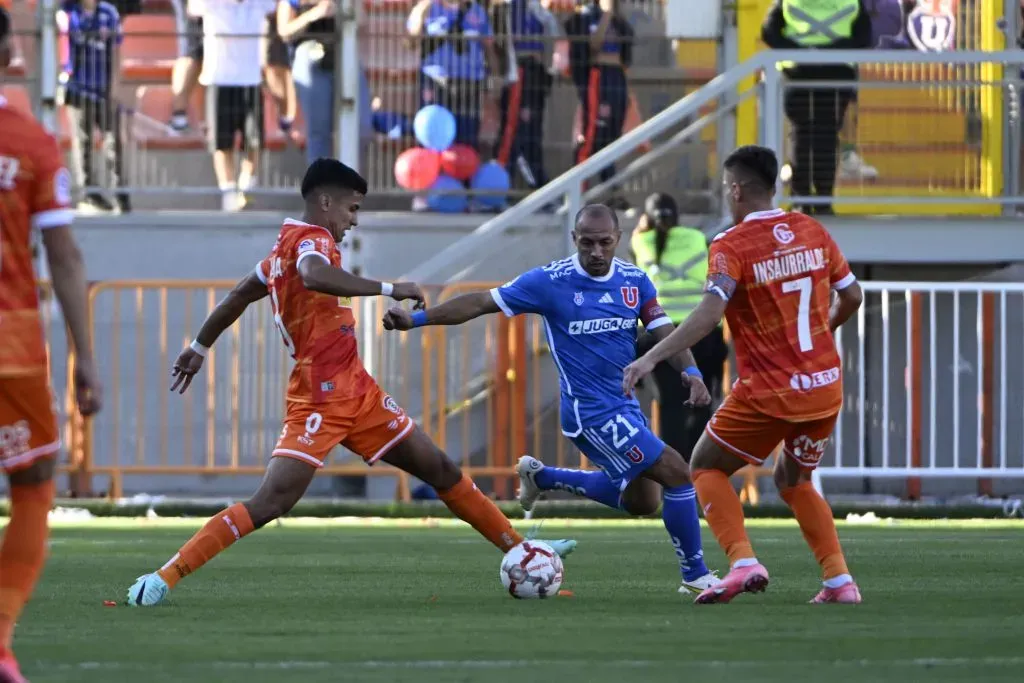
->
[773,455,814,491]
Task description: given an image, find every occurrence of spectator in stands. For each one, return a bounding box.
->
[631,192,727,460]
[169,0,203,131]
[262,4,299,143]
[762,0,872,215]
[407,0,501,150]
[196,0,277,211]
[278,0,372,163]
[57,0,130,213]
[492,0,560,189]
[564,0,633,210]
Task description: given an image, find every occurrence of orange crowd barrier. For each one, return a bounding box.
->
[44,279,759,502]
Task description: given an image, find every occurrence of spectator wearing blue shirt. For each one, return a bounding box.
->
[492,0,560,189]
[407,0,501,149]
[565,0,633,206]
[57,0,128,213]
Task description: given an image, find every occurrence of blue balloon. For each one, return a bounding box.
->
[470,161,510,209]
[426,174,467,213]
[414,105,457,152]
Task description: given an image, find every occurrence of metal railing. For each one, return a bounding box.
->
[49,277,1024,501]
[814,281,1024,498]
[407,48,1023,284]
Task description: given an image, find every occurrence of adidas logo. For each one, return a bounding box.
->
[599,293,614,304]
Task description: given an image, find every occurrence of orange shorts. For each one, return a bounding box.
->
[271,383,415,468]
[705,393,837,469]
[0,375,61,473]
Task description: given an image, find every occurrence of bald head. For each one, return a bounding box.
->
[573,203,620,234]
[572,203,621,277]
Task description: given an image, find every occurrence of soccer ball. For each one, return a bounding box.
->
[500,541,563,599]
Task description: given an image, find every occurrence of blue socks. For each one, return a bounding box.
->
[533,468,709,581]
[534,467,622,510]
[662,484,709,582]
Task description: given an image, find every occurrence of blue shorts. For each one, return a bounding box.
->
[571,408,666,490]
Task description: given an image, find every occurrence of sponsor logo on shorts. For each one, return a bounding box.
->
[568,318,636,335]
[789,434,831,465]
[0,420,31,461]
[320,381,335,393]
[298,434,315,446]
[382,395,402,415]
[790,367,840,392]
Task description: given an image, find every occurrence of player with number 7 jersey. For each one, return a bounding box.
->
[624,146,864,605]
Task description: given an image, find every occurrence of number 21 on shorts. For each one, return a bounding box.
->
[600,414,644,462]
[782,276,813,352]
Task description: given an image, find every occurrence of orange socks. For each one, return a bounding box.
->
[780,482,850,580]
[438,475,523,552]
[157,502,254,588]
[0,479,55,650]
[692,468,756,567]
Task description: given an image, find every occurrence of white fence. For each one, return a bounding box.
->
[816,281,1024,498]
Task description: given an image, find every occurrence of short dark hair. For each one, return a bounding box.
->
[300,158,367,199]
[723,145,779,194]
[573,203,620,231]
[0,7,10,43]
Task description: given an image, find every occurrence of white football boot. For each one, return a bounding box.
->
[515,455,544,512]
[679,571,722,596]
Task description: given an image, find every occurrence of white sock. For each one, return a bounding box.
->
[732,557,759,569]
[238,168,254,193]
[823,574,853,589]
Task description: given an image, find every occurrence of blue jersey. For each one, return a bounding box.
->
[490,255,672,436]
[60,1,122,97]
[413,0,492,82]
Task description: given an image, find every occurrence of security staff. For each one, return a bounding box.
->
[762,0,872,215]
[565,0,633,186]
[492,0,560,188]
[632,193,728,461]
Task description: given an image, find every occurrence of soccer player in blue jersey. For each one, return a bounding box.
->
[383,204,720,594]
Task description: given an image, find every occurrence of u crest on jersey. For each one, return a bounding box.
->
[620,286,639,308]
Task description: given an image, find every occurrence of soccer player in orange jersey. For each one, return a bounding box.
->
[0,8,103,681]
[624,145,865,605]
[127,158,576,606]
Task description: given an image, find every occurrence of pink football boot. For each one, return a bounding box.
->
[810,582,862,604]
[694,562,769,604]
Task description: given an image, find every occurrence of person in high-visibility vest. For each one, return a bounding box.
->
[762,0,872,215]
[631,193,728,462]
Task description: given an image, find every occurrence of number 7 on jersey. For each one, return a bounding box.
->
[782,276,813,352]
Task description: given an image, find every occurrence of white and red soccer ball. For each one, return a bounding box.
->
[500,541,563,599]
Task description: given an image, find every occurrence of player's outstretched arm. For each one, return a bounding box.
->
[829,281,863,331]
[623,293,726,395]
[382,292,500,331]
[42,225,102,416]
[646,324,711,407]
[170,272,267,394]
[298,258,425,308]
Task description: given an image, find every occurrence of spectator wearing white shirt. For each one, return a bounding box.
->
[197,0,276,211]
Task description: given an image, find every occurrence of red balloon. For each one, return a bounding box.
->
[395,147,441,191]
[440,144,481,182]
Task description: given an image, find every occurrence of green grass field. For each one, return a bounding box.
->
[15,518,1024,683]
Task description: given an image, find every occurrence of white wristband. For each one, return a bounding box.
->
[190,340,209,357]
[381,282,394,297]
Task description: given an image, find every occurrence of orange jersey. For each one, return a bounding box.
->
[0,97,75,377]
[257,219,373,403]
[706,209,855,421]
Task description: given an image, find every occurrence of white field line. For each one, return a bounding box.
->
[39,657,1024,672]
